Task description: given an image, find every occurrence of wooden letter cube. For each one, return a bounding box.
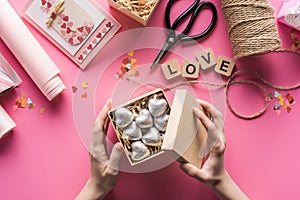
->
[196,48,217,69]
[161,59,182,80]
[182,60,200,79]
[214,56,235,76]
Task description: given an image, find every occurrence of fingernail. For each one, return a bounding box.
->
[193,107,200,114]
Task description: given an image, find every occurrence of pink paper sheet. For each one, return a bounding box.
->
[0,0,66,101]
[0,105,15,139]
[0,54,22,94]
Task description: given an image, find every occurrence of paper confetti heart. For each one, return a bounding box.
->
[81,93,87,99]
[285,93,294,104]
[72,86,78,93]
[14,92,46,114]
[82,81,88,89]
[128,51,134,56]
[39,108,46,115]
[113,51,140,82]
[272,91,296,115]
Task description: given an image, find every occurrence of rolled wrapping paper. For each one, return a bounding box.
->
[0,0,66,101]
[0,105,16,139]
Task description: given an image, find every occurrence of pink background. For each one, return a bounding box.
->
[1,0,300,199]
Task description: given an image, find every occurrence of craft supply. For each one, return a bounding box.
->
[221,0,281,58]
[290,29,300,51]
[24,0,121,70]
[181,60,200,79]
[196,48,217,69]
[151,0,217,68]
[14,92,46,114]
[0,105,16,139]
[161,59,181,80]
[129,65,300,120]
[0,54,22,95]
[108,0,160,25]
[272,91,295,115]
[0,0,65,101]
[278,0,300,31]
[109,89,207,167]
[161,50,235,80]
[109,89,169,164]
[214,56,235,77]
[114,53,140,80]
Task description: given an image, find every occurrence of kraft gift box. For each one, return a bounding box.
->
[107,0,160,26]
[109,89,207,167]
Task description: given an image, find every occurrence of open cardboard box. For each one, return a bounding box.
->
[109,89,207,167]
[107,0,160,26]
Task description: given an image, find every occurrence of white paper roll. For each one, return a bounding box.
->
[0,105,16,139]
[0,0,66,101]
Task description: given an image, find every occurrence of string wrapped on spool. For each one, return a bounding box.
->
[221,0,282,58]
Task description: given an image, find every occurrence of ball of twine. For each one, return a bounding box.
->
[221,0,282,58]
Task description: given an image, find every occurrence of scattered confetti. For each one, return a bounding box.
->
[82,81,88,89]
[290,29,300,51]
[128,51,134,56]
[39,108,46,115]
[14,92,45,115]
[81,93,87,99]
[272,91,296,115]
[72,86,78,93]
[113,51,140,81]
[286,93,294,104]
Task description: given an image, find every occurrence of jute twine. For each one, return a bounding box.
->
[221,0,282,58]
[133,64,300,120]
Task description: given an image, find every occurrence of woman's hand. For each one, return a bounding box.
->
[180,99,248,200]
[76,99,123,200]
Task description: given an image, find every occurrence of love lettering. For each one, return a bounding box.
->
[161,48,235,80]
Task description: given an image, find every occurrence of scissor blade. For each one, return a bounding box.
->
[150,48,169,69]
[150,36,177,69]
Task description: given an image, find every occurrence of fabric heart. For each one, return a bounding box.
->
[136,109,153,129]
[85,26,91,33]
[78,55,83,61]
[148,98,168,117]
[61,23,67,29]
[122,122,142,140]
[77,36,83,42]
[92,39,97,45]
[47,2,51,8]
[67,22,73,27]
[142,127,162,146]
[96,33,102,38]
[154,113,169,132]
[87,44,93,50]
[131,141,150,161]
[106,22,112,28]
[115,107,133,129]
[68,38,73,45]
[63,16,69,21]
[66,27,72,34]
[78,27,84,32]
[60,30,66,36]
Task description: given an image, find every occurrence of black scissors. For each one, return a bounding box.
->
[151,0,217,69]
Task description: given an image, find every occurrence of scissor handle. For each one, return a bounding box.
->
[165,0,200,29]
[165,0,218,42]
